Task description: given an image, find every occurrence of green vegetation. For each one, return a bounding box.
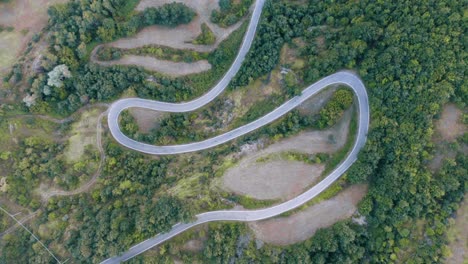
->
[19,0,196,115]
[323,109,357,175]
[121,85,352,148]
[0,117,99,209]
[211,0,253,28]
[228,194,278,209]
[256,151,330,165]
[0,25,14,33]
[95,47,123,61]
[193,23,216,45]
[96,45,209,63]
[317,88,353,129]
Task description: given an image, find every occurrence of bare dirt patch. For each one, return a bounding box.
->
[223,161,324,200]
[429,104,466,171]
[221,109,352,201]
[181,239,204,252]
[129,108,168,133]
[95,55,211,76]
[0,31,22,70]
[0,0,67,72]
[435,104,466,142]
[65,108,100,162]
[280,39,306,70]
[445,195,468,264]
[249,184,368,245]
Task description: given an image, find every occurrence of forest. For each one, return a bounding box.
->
[211,0,253,28]
[0,0,466,263]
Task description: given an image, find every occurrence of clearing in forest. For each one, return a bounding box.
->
[65,108,100,162]
[445,196,467,264]
[435,104,466,142]
[429,104,466,171]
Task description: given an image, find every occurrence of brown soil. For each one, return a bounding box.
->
[129,108,168,133]
[435,104,466,142]
[429,104,466,171]
[223,161,325,200]
[95,55,212,76]
[222,109,352,200]
[249,184,368,245]
[445,196,468,264]
[0,0,67,72]
[65,108,100,162]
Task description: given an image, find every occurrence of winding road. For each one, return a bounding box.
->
[102,0,369,262]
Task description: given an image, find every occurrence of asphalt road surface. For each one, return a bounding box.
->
[102,0,370,262]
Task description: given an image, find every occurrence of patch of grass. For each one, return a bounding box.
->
[0,31,22,68]
[169,173,208,199]
[227,194,278,209]
[64,108,100,162]
[211,0,253,28]
[256,151,330,165]
[193,23,216,45]
[232,94,282,126]
[118,0,140,19]
[97,45,210,63]
[0,116,58,153]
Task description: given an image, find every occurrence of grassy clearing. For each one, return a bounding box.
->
[0,116,58,152]
[193,23,216,45]
[0,31,21,69]
[64,108,100,162]
[169,173,208,199]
